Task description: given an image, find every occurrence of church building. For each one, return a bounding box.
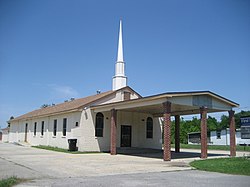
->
[8,20,239,161]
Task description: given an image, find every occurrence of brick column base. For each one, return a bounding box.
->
[200,107,207,159]
[110,109,117,155]
[163,101,171,161]
[229,110,236,157]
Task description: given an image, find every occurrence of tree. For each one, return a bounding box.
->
[207,116,219,131]
[220,115,229,130]
[171,117,201,144]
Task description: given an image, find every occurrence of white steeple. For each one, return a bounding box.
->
[112,20,127,91]
[117,20,123,62]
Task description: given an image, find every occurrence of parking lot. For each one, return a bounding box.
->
[0,142,249,186]
[0,143,193,179]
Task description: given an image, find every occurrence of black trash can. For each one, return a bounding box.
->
[68,139,77,151]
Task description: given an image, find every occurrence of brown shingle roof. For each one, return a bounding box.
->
[11,90,115,122]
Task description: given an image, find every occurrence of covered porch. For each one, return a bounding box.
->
[116,147,230,160]
[92,91,239,161]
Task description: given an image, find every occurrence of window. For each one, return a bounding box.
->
[216,131,221,139]
[63,118,67,136]
[95,112,104,137]
[75,122,79,127]
[146,117,153,138]
[25,123,28,142]
[41,121,44,136]
[124,92,131,101]
[53,119,57,136]
[34,122,37,136]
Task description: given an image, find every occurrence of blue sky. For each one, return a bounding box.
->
[0,0,249,128]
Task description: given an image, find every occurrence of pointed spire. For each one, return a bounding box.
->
[117,20,123,62]
[112,19,127,91]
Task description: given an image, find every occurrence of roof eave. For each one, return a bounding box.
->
[10,108,82,123]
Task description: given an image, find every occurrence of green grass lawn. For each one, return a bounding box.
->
[0,176,26,187]
[171,144,250,152]
[190,157,250,176]
[32,145,101,154]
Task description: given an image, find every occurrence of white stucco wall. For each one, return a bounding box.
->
[9,121,21,143]
[9,111,82,149]
[74,109,110,152]
[75,109,162,152]
[1,130,9,142]
[115,111,162,149]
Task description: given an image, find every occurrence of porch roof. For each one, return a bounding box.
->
[91,91,239,116]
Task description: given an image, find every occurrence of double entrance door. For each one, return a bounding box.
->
[121,125,131,147]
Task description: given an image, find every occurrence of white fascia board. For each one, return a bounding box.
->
[91,97,168,113]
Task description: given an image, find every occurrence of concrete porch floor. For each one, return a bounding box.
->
[116,147,230,159]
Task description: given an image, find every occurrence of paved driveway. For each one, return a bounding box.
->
[0,143,191,180]
[0,142,249,186]
[19,170,250,187]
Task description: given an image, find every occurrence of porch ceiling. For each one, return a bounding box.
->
[117,103,222,117]
[92,102,223,117]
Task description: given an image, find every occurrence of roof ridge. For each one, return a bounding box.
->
[48,89,113,107]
